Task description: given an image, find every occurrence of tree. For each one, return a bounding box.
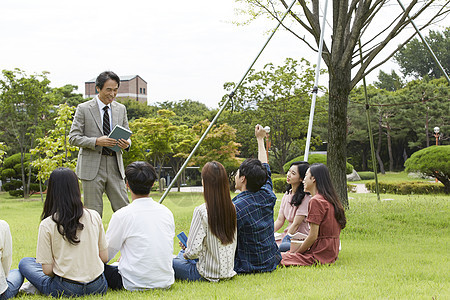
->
[233,1,449,207]
[0,142,6,165]
[191,119,241,183]
[394,28,449,79]
[129,110,178,192]
[374,70,404,91]
[404,145,450,193]
[119,98,157,121]
[0,69,54,198]
[222,58,326,173]
[31,103,78,200]
[51,84,85,107]
[156,99,211,127]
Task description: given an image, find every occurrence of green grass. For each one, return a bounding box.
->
[353,171,433,184]
[1,191,449,299]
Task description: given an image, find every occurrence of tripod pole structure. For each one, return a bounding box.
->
[396,0,449,83]
[358,40,380,201]
[159,0,298,204]
[304,0,329,162]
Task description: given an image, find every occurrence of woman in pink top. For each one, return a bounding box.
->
[281,163,346,266]
[274,161,311,252]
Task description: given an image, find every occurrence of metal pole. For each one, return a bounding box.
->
[304,0,328,162]
[396,0,450,83]
[159,0,298,204]
[358,40,380,201]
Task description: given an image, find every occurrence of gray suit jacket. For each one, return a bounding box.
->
[69,99,130,181]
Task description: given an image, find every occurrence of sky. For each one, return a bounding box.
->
[0,0,446,108]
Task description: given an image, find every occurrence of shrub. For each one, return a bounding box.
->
[2,180,22,192]
[284,154,354,174]
[272,177,287,193]
[404,145,450,194]
[365,181,445,195]
[359,171,375,180]
[347,183,357,193]
[1,168,16,180]
[9,190,24,197]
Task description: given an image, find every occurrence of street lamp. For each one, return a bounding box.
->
[433,127,440,182]
[434,127,440,146]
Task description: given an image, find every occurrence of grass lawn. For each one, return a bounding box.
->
[1,190,449,299]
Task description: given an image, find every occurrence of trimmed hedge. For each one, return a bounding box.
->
[365,181,445,195]
[273,177,287,193]
[358,171,375,180]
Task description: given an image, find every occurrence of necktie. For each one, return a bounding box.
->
[102,106,112,155]
[103,106,111,136]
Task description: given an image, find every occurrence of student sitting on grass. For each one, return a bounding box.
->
[233,124,281,273]
[104,161,175,290]
[0,220,23,300]
[281,163,346,266]
[274,161,311,252]
[19,168,108,297]
[172,161,237,282]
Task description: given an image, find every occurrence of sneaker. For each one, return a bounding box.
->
[19,281,39,295]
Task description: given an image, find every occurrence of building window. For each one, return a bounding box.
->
[140,88,142,94]
[143,88,146,94]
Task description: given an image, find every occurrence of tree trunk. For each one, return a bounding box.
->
[328,69,351,209]
[386,121,394,172]
[376,115,386,174]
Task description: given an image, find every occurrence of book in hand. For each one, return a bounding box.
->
[177,232,188,247]
[107,125,132,152]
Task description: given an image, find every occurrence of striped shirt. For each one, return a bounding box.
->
[184,203,237,282]
[233,163,281,273]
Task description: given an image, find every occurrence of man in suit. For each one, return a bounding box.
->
[69,71,130,217]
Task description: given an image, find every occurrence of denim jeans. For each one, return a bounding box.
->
[18,257,107,297]
[0,269,24,300]
[172,250,204,281]
[103,264,123,290]
[278,234,291,252]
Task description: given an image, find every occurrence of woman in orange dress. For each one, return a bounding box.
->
[281,163,346,266]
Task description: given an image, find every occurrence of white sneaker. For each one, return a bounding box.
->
[19,281,39,295]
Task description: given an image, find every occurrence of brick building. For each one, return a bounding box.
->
[85,75,147,104]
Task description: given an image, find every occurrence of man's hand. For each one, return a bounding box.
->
[117,138,130,150]
[96,136,118,147]
[255,124,267,140]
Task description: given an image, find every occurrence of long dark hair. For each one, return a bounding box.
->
[309,163,347,229]
[42,168,84,245]
[285,161,310,207]
[202,161,237,245]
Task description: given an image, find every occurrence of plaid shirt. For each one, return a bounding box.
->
[232,163,281,273]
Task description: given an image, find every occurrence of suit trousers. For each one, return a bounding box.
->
[81,154,128,217]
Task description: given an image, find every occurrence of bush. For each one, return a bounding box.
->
[9,190,24,197]
[365,181,445,195]
[2,153,31,169]
[272,177,287,193]
[284,154,354,174]
[1,168,16,180]
[2,180,22,192]
[359,171,375,180]
[404,145,450,194]
[347,183,357,193]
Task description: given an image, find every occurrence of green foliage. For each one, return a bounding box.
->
[156,100,210,127]
[365,181,445,195]
[272,177,287,193]
[374,70,404,91]
[119,98,157,121]
[221,58,326,173]
[1,169,15,179]
[3,153,30,169]
[31,103,78,183]
[50,84,84,107]
[404,145,450,193]
[2,180,22,192]
[283,154,354,174]
[0,153,39,196]
[0,142,6,165]
[394,28,449,79]
[358,171,375,180]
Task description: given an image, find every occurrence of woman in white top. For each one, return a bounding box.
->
[274,161,311,252]
[173,161,237,282]
[18,168,108,297]
[0,220,23,300]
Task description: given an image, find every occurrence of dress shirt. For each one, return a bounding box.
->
[232,163,281,273]
[106,197,175,290]
[184,203,237,282]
